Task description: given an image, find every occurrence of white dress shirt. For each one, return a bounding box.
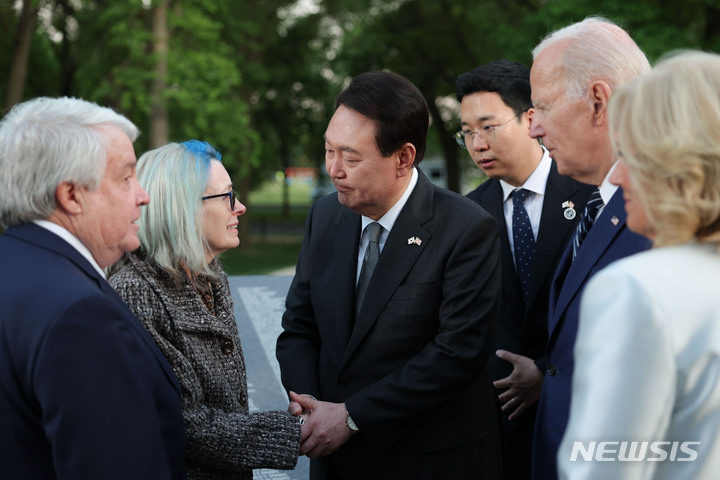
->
[500,146,552,266]
[356,167,418,284]
[595,161,620,220]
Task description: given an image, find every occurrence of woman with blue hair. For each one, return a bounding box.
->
[109,140,301,479]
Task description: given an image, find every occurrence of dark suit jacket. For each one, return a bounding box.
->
[277,171,503,480]
[0,223,186,479]
[531,188,652,480]
[467,161,594,478]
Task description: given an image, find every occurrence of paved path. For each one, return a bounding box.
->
[229,275,308,480]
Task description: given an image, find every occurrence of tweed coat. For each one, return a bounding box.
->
[110,254,300,480]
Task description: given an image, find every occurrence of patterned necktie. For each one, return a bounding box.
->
[512,189,536,301]
[356,222,383,316]
[572,188,604,260]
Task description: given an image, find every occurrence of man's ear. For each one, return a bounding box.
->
[55,181,83,215]
[591,80,612,127]
[526,108,535,132]
[397,143,416,176]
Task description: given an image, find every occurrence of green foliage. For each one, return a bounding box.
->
[73,1,154,113]
[3,0,720,196]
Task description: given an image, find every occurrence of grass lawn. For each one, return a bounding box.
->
[219,241,302,276]
[249,178,313,207]
[220,178,313,276]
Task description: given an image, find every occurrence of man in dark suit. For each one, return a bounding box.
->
[276,71,503,479]
[456,60,594,479]
[0,97,186,479]
[527,18,653,479]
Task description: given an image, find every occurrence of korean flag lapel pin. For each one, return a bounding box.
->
[407,236,422,246]
[562,200,576,220]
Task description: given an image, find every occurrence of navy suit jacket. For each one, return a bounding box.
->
[0,223,186,479]
[467,162,594,476]
[531,188,651,480]
[277,171,503,480]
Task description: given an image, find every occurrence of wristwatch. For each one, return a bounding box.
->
[346,411,359,434]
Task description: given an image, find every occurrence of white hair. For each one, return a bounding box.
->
[0,97,139,227]
[532,16,651,101]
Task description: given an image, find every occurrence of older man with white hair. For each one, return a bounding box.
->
[528,17,653,480]
[0,97,186,479]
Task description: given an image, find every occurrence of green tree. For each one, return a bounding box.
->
[4,0,720,201]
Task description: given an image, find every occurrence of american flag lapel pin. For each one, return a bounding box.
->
[611,216,620,226]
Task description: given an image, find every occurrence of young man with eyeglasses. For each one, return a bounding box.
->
[456,59,594,479]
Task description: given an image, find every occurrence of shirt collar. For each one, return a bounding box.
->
[361,167,419,234]
[599,161,620,205]
[33,219,107,279]
[499,146,552,201]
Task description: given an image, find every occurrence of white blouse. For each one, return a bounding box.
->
[559,242,720,480]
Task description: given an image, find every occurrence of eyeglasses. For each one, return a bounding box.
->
[454,112,522,149]
[201,190,236,210]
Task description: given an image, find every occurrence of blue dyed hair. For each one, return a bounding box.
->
[181,139,222,161]
[135,140,223,278]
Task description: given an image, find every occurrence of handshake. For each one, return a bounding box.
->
[287,391,356,458]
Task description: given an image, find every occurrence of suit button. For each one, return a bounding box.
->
[338,377,348,387]
[221,340,234,355]
[547,365,557,376]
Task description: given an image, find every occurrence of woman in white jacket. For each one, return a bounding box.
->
[558,50,720,480]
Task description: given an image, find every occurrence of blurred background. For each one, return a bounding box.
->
[3,0,720,274]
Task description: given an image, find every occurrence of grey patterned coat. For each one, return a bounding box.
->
[109,255,300,480]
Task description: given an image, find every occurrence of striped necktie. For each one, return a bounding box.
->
[572,188,604,260]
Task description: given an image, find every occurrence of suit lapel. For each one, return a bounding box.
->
[549,189,627,335]
[482,181,518,291]
[526,164,580,310]
[341,172,433,366]
[331,210,363,347]
[475,180,522,310]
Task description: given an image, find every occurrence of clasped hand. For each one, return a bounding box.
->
[287,391,354,458]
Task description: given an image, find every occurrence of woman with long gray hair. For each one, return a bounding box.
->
[109,140,301,479]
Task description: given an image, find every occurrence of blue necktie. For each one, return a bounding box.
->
[572,188,604,260]
[356,222,382,316]
[512,189,536,301]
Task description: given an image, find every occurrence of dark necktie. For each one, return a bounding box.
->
[572,188,604,260]
[512,189,536,301]
[356,222,382,316]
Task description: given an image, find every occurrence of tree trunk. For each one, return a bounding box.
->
[427,96,461,193]
[5,0,40,110]
[150,0,169,148]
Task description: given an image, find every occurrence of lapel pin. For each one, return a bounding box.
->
[562,200,576,220]
[407,236,422,246]
[611,216,620,226]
